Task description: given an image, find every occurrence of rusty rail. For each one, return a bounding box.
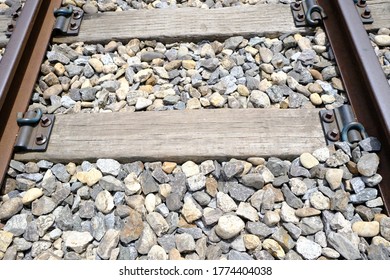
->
[0,0,62,185]
[318,0,390,213]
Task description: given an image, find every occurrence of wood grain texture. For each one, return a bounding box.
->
[52,5,301,45]
[0,1,388,47]
[14,108,326,163]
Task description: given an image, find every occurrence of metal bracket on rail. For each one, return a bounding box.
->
[5,4,22,38]
[290,0,327,27]
[14,109,55,152]
[320,105,368,148]
[53,6,84,36]
[353,0,374,24]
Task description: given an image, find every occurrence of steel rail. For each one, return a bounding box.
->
[318,0,390,213]
[0,0,63,186]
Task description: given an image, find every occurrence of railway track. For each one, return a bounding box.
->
[0,0,389,260]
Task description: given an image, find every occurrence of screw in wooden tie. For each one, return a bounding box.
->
[292,2,301,11]
[322,111,335,123]
[361,8,371,19]
[357,0,367,8]
[73,11,82,19]
[70,22,78,30]
[40,116,52,127]
[36,134,47,145]
[327,129,340,141]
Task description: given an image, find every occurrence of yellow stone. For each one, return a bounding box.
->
[169,248,184,260]
[159,184,172,198]
[205,176,218,197]
[237,84,250,97]
[352,221,380,237]
[262,239,285,259]
[0,231,14,253]
[374,213,388,223]
[162,162,177,174]
[66,162,77,175]
[138,85,154,94]
[182,60,196,70]
[22,188,44,205]
[243,234,261,250]
[76,168,103,186]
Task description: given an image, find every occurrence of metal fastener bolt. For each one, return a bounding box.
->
[36,134,47,145]
[357,0,367,8]
[292,2,301,11]
[327,129,340,141]
[361,8,371,19]
[322,111,335,123]
[297,12,305,21]
[70,22,78,30]
[41,116,52,127]
[73,11,82,19]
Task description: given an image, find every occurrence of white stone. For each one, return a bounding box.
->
[95,190,115,214]
[63,231,93,253]
[280,202,299,223]
[216,192,238,212]
[312,147,330,162]
[181,161,200,177]
[310,191,330,210]
[215,215,245,239]
[325,168,344,190]
[300,153,319,169]
[181,198,202,223]
[296,236,322,260]
[374,35,390,47]
[289,178,307,196]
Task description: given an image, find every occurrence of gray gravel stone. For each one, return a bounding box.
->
[31,196,56,216]
[97,229,120,260]
[146,212,169,237]
[281,185,304,209]
[23,221,39,242]
[228,250,253,260]
[0,197,23,221]
[357,153,380,177]
[367,244,390,260]
[246,221,275,238]
[350,188,378,204]
[240,173,264,189]
[283,222,302,240]
[359,137,381,152]
[380,217,390,241]
[56,205,74,231]
[96,159,121,176]
[3,214,27,236]
[222,161,244,180]
[299,216,324,235]
[175,233,196,253]
[51,163,70,183]
[140,170,159,195]
[99,176,124,192]
[224,36,244,50]
[229,183,255,202]
[135,223,157,254]
[327,232,361,260]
